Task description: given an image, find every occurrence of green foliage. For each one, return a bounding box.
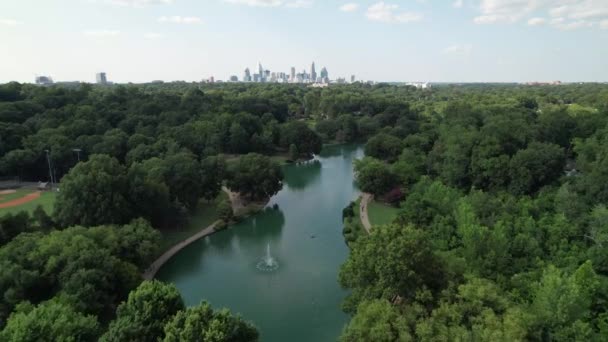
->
[364,133,403,162]
[54,154,131,227]
[354,157,397,196]
[217,198,234,222]
[163,302,259,342]
[0,299,100,342]
[0,220,159,325]
[339,224,446,312]
[341,299,411,342]
[226,153,283,201]
[100,281,184,342]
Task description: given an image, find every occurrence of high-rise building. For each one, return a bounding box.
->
[290,67,296,82]
[243,68,251,82]
[230,75,238,82]
[35,76,54,85]
[320,67,329,83]
[257,62,264,79]
[350,75,356,83]
[96,72,107,84]
[310,62,317,83]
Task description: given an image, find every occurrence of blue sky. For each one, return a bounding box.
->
[1,0,607,83]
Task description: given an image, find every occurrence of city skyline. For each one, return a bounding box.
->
[1,1,607,83]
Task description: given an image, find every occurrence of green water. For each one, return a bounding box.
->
[157,145,363,341]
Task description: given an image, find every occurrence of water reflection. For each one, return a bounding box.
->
[283,160,322,190]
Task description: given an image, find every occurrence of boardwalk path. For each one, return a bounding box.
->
[143,187,242,280]
[143,221,220,280]
[359,192,373,234]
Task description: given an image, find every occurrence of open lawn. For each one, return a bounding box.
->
[158,192,228,252]
[0,189,56,216]
[368,200,400,226]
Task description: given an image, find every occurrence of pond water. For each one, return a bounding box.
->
[157,144,363,341]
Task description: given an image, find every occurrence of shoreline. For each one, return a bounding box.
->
[143,187,270,280]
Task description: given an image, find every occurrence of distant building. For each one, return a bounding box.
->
[320,67,329,83]
[243,68,251,82]
[290,67,296,82]
[35,76,54,85]
[96,72,108,84]
[406,82,431,89]
[350,75,356,83]
[229,75,239,82]
[310,62,317,83]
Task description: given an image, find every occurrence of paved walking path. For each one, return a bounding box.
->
[222,186,245,216]
[143,221,220,280]
[359,192,373,234]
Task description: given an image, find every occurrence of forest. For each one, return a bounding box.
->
[1,81,608,340]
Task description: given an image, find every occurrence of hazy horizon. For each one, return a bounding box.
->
[1,0,607,84]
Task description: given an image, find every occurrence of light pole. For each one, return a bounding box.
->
[45,149,54,189]
[72,148,82,162]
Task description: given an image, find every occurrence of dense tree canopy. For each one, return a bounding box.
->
[1,81,608,340]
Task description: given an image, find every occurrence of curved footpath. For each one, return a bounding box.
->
[143,187,240,280]
[143,221,220,280]
[359,192,373,234]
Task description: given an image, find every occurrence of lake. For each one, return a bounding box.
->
[157,144,363,341]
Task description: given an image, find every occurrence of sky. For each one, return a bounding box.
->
[0,0,607,83]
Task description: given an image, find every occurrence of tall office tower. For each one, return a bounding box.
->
[350,75,356,83]
[310,62,317,83]
[270,72,277,82]
[290,67,296,82]
[257,62,264,79]
[320,67,328,82]
[96,72,107,84]
[243,68,251,82]
[230,75,238,82]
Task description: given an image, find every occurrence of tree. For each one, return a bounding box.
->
[226,153,283,201]
[508,142,565,195]
[0,300,100,342]
[280,121,322,157]
[54,154,132,227]
[339,224,446,312]
[364,133,403,162]
[354,157,397,196]
[340,299,411,342]
[101,281,185,342]
[217,198,234,223]
[163,302,259,342]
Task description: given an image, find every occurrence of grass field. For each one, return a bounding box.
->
[368,200,400,226]
[158,192,228,252]
[0,189,56,216]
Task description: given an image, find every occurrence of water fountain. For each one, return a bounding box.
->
[256,243,279,272]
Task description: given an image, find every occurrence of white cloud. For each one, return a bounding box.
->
[83,29,121,37]
[144,32,165,39]
[222,0,283,7]
[442,44,473,56]
[158,16,202,24]
[222,0,312,8]
[366,2,422,23]
[98,0,173,7]
[472,0,608,30]
[0,19,20,26]
[285,0,313,8]
[453,0,463,9]
[340,3,359,12]
[527,17,546,25]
